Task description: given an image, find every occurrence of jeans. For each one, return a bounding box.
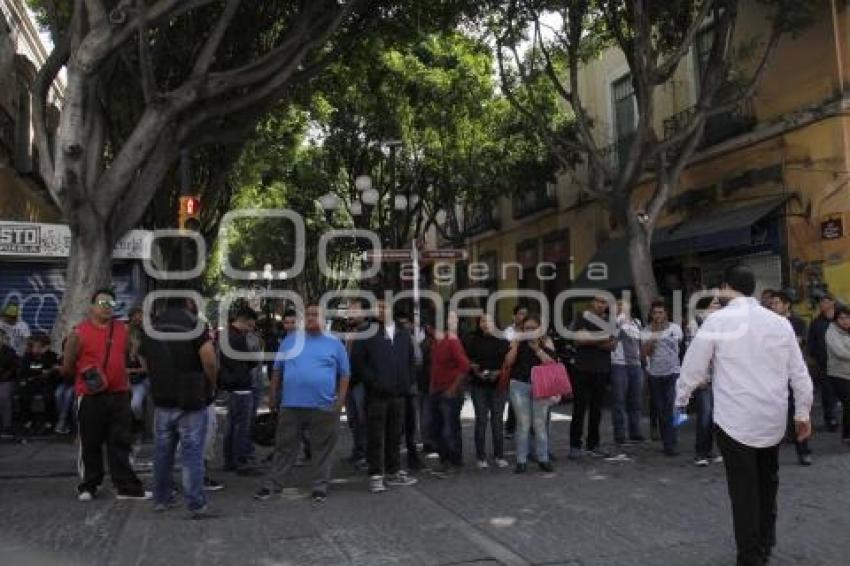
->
[153,407,208,511]
[509,380,554,464]
[471,384,506,460]
[223,392,254,470]
[694,387,714,458]
[262,407,338,495]
[831,376,850,440]
[430,393,464,466]
[345,383,367,461]
[610,365,643,441]
[55,384,75,432]
[204,404,218,464]
[817,366,838,425]
[249,371,264,459]
[569,370,607,450]
[403,393,420,458]
[716,427,779,566]
[366,394,404,476]
[77,392,144,496]
[0,381,13,431]
[130,378,149,420]
[648,374,678,452]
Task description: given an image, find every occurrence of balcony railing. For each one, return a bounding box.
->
[663,98,756,151]
[599,133,636,173]
[512,186,556,219]
[0,107,14,155]
[464,206,500,237]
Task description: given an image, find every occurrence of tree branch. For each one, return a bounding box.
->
[654,0,716,84]
[191,0,242,78]
[179,8,359,144]
[32,32,71,200]
[203,0,351,99]
[111,131,178,237]
[136,0,156,103]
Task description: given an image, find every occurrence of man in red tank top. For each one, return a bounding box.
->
[62,288,149,502]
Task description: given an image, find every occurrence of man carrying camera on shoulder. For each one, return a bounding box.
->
[62,289,149,502]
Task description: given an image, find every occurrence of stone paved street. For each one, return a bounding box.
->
[1,403,849,566]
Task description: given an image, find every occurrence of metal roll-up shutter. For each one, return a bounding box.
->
[739,253,782,297]
[0,261,140,335]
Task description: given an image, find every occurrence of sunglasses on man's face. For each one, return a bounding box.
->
[95,299,116,309]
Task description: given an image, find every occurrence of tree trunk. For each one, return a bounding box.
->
[626,222,659,321]
[51,217,114,345]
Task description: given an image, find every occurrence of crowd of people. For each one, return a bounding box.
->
[1,265,849,563]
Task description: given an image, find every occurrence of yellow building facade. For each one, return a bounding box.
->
[461,0,850,324]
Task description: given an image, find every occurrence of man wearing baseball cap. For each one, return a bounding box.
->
[0,304,31,357]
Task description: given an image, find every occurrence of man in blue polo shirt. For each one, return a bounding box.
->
[254,304,350,503]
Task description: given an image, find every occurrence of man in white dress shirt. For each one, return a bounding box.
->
[676,264,813,566]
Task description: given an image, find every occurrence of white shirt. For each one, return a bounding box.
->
[385,323,396,343]
[676,297,813,448]
[0,319,31,357]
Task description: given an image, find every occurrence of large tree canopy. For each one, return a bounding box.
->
[493,0,816,316]
[208,28,567,298]
[26,0,486,339]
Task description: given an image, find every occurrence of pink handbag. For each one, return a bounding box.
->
[530,362,573,400]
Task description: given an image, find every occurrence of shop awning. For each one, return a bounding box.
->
[652,195,791,259]
[572,195,791,290]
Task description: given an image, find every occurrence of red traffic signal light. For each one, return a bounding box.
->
[178,195,202,231]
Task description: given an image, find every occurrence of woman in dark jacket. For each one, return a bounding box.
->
[504,313,557,474]
[464,314,509,469]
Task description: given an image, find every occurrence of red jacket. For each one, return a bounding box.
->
[429,335,470,394]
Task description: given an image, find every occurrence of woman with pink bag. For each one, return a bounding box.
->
[503,313,558,474]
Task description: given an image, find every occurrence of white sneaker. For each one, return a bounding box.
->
[369,475,387,493]
[77,491,94,502]
[476,460,489,469]
[116,490,152,501]
[694,458,709,467]
[713,455,724,464]
[495,458,510,469]
[386,471,418,487]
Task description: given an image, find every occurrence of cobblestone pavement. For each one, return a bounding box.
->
[1,403,849,566]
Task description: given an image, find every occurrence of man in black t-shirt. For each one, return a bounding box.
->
[569,296,616,459]
[140,298,217,518]
[771,291,813,466]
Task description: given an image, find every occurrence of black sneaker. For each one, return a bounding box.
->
[538,461,554,473]
[514,463,527,474]
[204,477,225,491]
[311,491,327,503]
[798,454,813,466]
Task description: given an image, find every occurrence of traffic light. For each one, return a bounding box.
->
[178,195,202,231]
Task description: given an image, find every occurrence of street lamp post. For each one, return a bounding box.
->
[262,263,273,329]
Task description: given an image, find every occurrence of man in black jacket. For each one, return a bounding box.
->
[808,293,838,431]
[351,298,421,493]
[219,307,261,475]
[141,298,217,517]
